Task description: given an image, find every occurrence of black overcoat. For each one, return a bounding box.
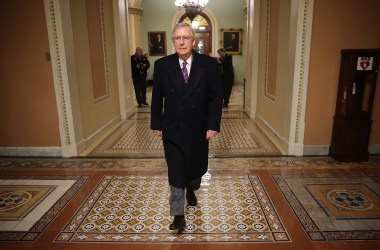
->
[150,51,223,188]
[220,53,234,83]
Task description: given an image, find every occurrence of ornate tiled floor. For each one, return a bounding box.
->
[88,116,281,157]
[56,175,289,243]
[273,173,380,241]
[1,157,380,250]
[1,86,380,249]
[0,175,89,241]
[88,85,264,158]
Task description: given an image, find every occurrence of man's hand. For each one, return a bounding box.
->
[152,130,162,137]
[206,130,218,140]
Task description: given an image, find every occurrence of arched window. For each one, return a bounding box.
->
[179,13,212,56]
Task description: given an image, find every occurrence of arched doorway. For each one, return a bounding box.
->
[179,13,212,56]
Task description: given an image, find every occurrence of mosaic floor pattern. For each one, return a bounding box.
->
[56,175,289,243]
[0,175,89,241]
[88,117,281,157]
[1,156,379,171]
[273,173,380,241]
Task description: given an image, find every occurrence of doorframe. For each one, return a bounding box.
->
[172,7,219,57]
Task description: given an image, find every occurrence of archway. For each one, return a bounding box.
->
[179,13,212,56]
[172,8,218,56]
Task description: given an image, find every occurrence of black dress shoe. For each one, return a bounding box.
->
[169,215,186,230]
[142,102,149,106]
[186,190,197,206]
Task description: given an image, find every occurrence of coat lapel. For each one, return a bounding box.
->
[166,51,205,105]
[180,52,205,103]
[167,54,187,95]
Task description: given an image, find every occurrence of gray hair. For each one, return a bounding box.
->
[172,22,196,39]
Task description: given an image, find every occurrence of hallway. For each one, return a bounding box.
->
[1,86,380,249]
[82,86,282,158]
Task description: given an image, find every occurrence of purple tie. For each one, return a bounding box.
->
[181,61,188,83]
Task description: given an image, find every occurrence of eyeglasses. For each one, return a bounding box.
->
[173,36,193,43]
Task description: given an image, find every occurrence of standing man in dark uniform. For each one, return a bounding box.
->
[131,47,150,107]
[150,23,223,231]
[217,47,234,107]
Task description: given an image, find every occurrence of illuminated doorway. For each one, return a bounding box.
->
[179,13,212,56]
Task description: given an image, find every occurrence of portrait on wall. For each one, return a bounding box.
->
[221,29,242,55]
[148,31,166,56]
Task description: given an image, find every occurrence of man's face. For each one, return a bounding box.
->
[136,48,143,56]
[173,26,195,60]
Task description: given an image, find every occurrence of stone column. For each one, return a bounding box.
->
[127,0,143,54]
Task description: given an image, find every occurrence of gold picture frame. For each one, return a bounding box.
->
[148,31,166,56]
[221,29,242,55]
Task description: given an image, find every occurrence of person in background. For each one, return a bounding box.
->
[131,47,150,107]
[217,47,234,108]
[150,23,223,232]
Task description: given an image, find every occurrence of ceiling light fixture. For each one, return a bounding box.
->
[175,0,208,22]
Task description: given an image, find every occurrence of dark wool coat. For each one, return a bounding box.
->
[150,51,223,188]
[220,53,234,83]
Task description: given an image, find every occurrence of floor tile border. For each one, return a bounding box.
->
[55,175,290,243]
[272,173,380,241]
[0,175,90,241]
[0,156,379,171]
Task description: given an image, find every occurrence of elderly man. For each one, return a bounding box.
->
[150,23,223,231]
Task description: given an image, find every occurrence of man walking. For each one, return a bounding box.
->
[150,23,223,231]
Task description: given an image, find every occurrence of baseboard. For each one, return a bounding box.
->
[0,115,122,158]
[303,145,329,156]
[369,144,380,154]
[0,147,62,157]
[255,114,287,155]
[303,144,380,156]
[84,115,122,149]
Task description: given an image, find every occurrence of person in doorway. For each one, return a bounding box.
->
[150,23,223,232]
[217,47,234,107]
[131,47,150,107]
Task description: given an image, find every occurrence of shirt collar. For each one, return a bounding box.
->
[179,54,192,67]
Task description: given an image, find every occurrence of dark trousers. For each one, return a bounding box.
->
[169,177,202,216]
[132,77,147,104]
[223,78,233,105]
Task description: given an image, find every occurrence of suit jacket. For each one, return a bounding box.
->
[219,53,234,84]
[131,54,150,78]
[151,50,223,187]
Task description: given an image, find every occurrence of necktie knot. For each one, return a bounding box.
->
[181,61,188,83]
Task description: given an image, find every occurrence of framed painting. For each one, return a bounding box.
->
[221,29,242,55]
[148,31,166,56]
